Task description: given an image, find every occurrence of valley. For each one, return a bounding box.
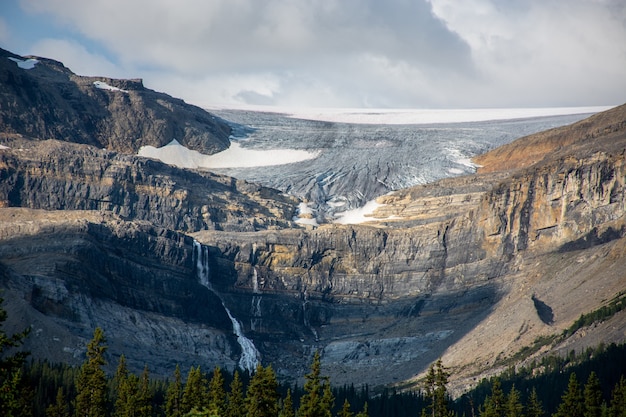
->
[0,47,625,396]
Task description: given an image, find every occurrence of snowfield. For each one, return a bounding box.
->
[93,81,129,93]
[138,140,319,169]
[8,57,39,70]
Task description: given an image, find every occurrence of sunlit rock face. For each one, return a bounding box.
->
[1,47,625,390]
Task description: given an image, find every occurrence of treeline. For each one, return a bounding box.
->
[3,297,626,416]
[458,342,626,416]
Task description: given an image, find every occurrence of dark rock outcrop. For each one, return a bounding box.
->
[0,137,299,232]
[0,48,230,153]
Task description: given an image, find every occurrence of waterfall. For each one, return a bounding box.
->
[250,266,262,332]
[193,240,260,372]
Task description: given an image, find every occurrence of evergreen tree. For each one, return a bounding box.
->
[338,398,354,417]
[137,366,152,417]
[480,378,505,417]
[245,364,280,417]
[74,327,108,417]
[46,387,70,417]
[279,388,295,417]
[553,373,583,417]
[182,366,208,414]
[298,351,333,417]
[423,359,454,417]
[207,367,226,416]
[114,372,140,417]
[526,388,544,417]
[609,376,626,417]
[165,365,184,417]
[113,355,129,417]
[0,296,32,417]
[226,371,245,417]
[505,385,523,417]
[583,371,602,417]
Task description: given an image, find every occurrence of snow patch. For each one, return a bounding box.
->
[8,57,39,70]
[446,148,480,170]
[293,202,318,227]
[334,199,385,224]
[0,145,9,150]
[93,81,129,93]
[138,139,319,169]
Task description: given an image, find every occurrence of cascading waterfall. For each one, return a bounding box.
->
[193,240,260,372]
[250,268,262,331]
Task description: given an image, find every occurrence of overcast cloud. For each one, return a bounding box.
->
[3,0,625,108]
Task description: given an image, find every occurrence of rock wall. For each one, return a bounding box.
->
[0,138,299,232]
[0,209,238,375]
[0,48,231,154]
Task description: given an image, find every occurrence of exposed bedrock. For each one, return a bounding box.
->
[0,47,231,154]
[0,138,299,232]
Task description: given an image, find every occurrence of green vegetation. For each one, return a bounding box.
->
[2,297,626,416]
[563,292,626,338]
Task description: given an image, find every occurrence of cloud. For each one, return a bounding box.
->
[28,38,129,78]
[14,0,626,108]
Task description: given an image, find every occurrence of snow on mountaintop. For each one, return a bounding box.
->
[93,81,129,93]
[138,139,319,169]
[8,57,39,70]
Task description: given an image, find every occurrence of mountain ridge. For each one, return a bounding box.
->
[0,48,624,392]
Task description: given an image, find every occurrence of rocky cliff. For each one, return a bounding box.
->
[0,136,299,232]
[0,48,231,154]
[1,47,624,391]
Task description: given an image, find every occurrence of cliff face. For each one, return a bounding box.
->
[0,209,239,374]
[0,137,299,232]
[0,48,230,154]
[191,104,626,386]
[1,47,624,390]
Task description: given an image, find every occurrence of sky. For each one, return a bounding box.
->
[1,0,625,110]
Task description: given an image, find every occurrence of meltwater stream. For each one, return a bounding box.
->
[194,240,260,372]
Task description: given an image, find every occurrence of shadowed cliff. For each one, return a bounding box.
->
[1,47,625,391]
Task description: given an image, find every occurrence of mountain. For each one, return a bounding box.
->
[1,48,625,392]
[0,47,230,154]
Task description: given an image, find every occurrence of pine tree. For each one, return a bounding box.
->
[584,371,602,417]
[609,376,626,417]
[113,355,132,417]
[137,365,152,417]
[165,365,183,417]
[245,364,280,417]
[480,378,505,417]
[226,370,245,417]
[206,366,226,416]
[182,366,208,413]
[553,373,583,417]
[74,327,108,417]
[526,388,544,417]
[279,388,295,417]
[298,351,333,417]
[0,296,31,417]
[505,385,523,417]
[338,398,354,417]
[46,387,70,417]
[114,373,140,417]
[424,359,454,417]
